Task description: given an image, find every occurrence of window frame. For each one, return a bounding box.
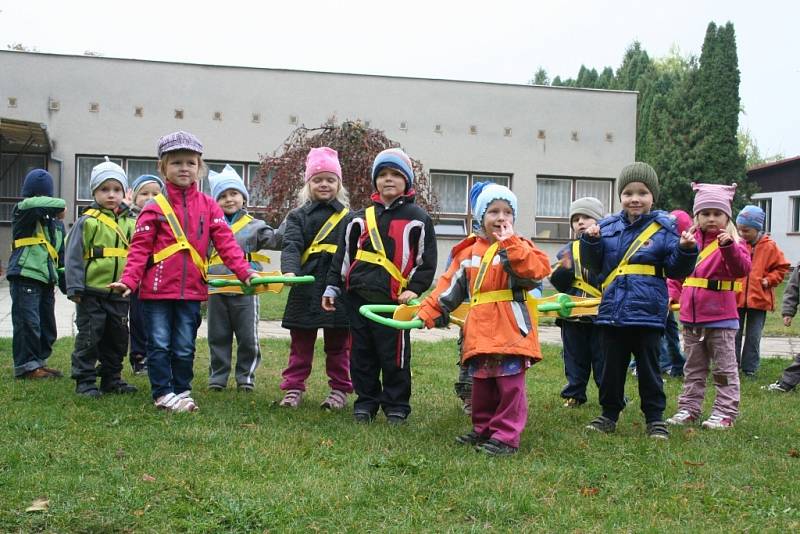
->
[429,170,512,238]
[534,175,614,243]
[790,196,800,233]
[0,152,48,223]
[753,197,772,234]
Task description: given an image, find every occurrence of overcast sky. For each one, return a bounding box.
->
[2,0,797,158]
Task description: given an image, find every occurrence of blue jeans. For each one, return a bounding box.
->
[143,299,202,400]
[9,278,57,376]
[659,311,685,376]
[736,308,767,375]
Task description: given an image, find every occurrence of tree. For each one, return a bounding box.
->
[529,67,549,86]
[738,128,784,169]
[251,121,438,227]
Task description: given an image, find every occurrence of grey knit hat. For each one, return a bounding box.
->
[617,162,659,201]
[90,157,128,193]
[569,197,604,222]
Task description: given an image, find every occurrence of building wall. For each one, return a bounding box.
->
[1,50,637,271]
[752,190,800,264]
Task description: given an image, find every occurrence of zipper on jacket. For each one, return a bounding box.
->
[180,189,187,299]
[110,210,120,294]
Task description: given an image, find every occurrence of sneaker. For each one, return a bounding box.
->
[461,398,472,416]
[41,366,64,378]
[208,383,225,392]
[386,412,407,425]
[353,411,374,424]
[154,392,180,410]
[173,391,199,413]
[237,384,254,393]
[666,409,698,426]
[320,389,348,410]
[563,397,583,408]
[279,389,303,408]
[476,438,518,456]
[76,386,102,398]
[586,416,616,433]
[100,380,138,394]
[455,430,487,446]
[646,421,670,440]
[19,368,56,380]
[701,414,733,429]
[762,381,790,393]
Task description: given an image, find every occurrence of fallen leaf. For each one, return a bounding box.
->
[240,423,258,429]
[579,487,599,496]
[789,449,800,458]
[320,439,334,447]
[115,449,126,459]
[683,461,705,467]
[132,509,145,517]
[25,498,49,512]
[142,474,156,482]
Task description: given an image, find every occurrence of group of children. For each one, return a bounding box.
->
[8,130,799,455]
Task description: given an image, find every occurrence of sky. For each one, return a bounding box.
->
[1,0,797,158]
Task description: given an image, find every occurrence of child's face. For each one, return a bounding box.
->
[482,199,514,241]
[134,182,161,208]
[217,189,245,216]
[162,151,200,188]
[571,214,597,236]
[620,182,653,219]
[308,172,340,202]
[94,180,125,211]
[737,224,759,243]
[375,168,406,203]
[697,208,729,232]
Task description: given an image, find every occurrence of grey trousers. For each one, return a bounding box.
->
[71,295,129,387]
[207,294,261,388]
[779,354,800,390]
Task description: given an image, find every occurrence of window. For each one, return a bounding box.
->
[247,163,270,208]
[0,153,47,222]
[126,159,159,181]
[202,162,245,195]
[791,197,800,233]
[430,171,511,237]
[535,176,614,240]
[76,156,124,201]
[754,198,772,233]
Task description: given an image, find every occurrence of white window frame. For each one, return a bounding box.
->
[76,156,124,202]
[430,170,511,238]
[791,196,800,233]
[754,197,772,233]
[535,176,614,242]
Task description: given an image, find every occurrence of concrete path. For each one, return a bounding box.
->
[0,280,796,358]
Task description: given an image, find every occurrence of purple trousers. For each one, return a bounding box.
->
[678,327,740,419]
[471,371,528,448]
[280,328,353,393]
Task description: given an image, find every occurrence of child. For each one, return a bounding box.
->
[127,174,164,375]
[581,162,698,439]
[279,147,352,408]
[65,159,137,397]
[661,209,693,377]
[549,197,605,407]
[207,165,281,392]
[763,262,800,392]
[110,131,257,412]
[417,184,551,455]
[322,148,437,424]
[734,205,790,377]
[7,169,66,379]
[667,183,751,429]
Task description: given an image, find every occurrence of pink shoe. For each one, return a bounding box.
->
[320,390,348,410]
[701,414,733,429]
[279,389,303,408]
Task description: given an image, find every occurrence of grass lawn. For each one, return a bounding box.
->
[1,336,799,532]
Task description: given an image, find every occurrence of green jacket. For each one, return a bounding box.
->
[7,196,66,286]
[64,203,135,299]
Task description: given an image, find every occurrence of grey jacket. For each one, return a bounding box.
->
[782,264,799,318]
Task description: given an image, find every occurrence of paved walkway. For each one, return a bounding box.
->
[0,280,797,358]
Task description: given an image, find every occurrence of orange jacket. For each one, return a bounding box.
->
[417,234,551,363]
[736,234,790,311]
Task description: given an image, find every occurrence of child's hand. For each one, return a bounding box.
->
[283,272,295,277]
[492,221,514,242]
[558,255,573,271]
[717,231,733,246]
[584,224,600,238]
[680,225,697,249]
[108,281,131,297]
[761,278,769,288]
[397,290,418,305]
[785,316,793,327]
[243,273,259,286]
[321,296,336,312]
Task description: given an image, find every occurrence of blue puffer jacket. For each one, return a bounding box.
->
[580,210,698,329]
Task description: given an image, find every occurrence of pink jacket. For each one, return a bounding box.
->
[670,228,751,324]
[120,181,252,300]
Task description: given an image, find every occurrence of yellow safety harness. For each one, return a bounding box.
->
[468,240,538,322]
[82,208,130,259]
[207,214,271,267]
[354,206,408,294]
[570,240,602,298]
[13,223,59,262]
[601,221,662,291]
[152,194,208,282]
[300,208,349,265]
[683,240,743,292]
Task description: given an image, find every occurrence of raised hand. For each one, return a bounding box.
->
[680,225,697,249]
[584,224,600,238]
[717,231,733,246]
[492,221,514,242]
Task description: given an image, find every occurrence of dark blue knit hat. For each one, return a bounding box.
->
[21,169,54,198]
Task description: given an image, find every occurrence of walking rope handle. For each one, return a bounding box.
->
[207,275,315,288]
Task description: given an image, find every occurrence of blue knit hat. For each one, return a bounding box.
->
[21,169,54,197]
[131,174,164,202]
[469,181,491,231]
[736,205,765,231]
[209,164,248,201]
[90,157,128,194]
[371,148,414,190]
[474,184,517,225]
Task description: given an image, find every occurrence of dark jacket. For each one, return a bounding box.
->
[550,240,602,323]
[580,209,698,329]
[281,199,350,329]
[326,190,437,303]
[7,196,66,288]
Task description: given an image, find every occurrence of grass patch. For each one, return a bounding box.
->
[3,337,798,531]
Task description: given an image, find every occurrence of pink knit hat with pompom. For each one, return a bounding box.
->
[304,147,342,183]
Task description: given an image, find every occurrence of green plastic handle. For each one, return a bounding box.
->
[359,304,423,330]
[208,275,315,288]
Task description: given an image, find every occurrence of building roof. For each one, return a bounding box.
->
[747,155,800,174]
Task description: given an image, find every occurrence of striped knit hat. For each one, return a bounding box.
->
[371,148,414,190]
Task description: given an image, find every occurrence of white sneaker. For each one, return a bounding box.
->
[666,409,698,426]
[701,413,733,429]
[761,381,790,393]
[154,392,180,410]
[172,390,199,412]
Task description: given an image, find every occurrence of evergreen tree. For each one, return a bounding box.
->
[595,67,615,89]
[529,67,549,85]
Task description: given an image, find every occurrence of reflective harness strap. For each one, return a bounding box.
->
[469,241,536,322]
[207,214,272,267]
[301,208,349,265]
[152,194,208,282]
[82,209,129,259]
[570,240,602,298]
[13,223,59,262]
[683,240,741,291]
[354,206,408,293]
[601,221,662,291]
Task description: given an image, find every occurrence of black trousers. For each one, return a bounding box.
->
[70,294,129,387]
[560,320,603,403]
[345,292,412,418]
[598,325,665,423]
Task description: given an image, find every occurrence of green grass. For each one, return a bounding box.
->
[1,337,799,532]
[763,281,799,337]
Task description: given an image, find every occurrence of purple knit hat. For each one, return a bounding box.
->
[692,182,736,217]
[157,131,204,158]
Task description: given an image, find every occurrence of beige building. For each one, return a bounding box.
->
[1,50,637,270]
